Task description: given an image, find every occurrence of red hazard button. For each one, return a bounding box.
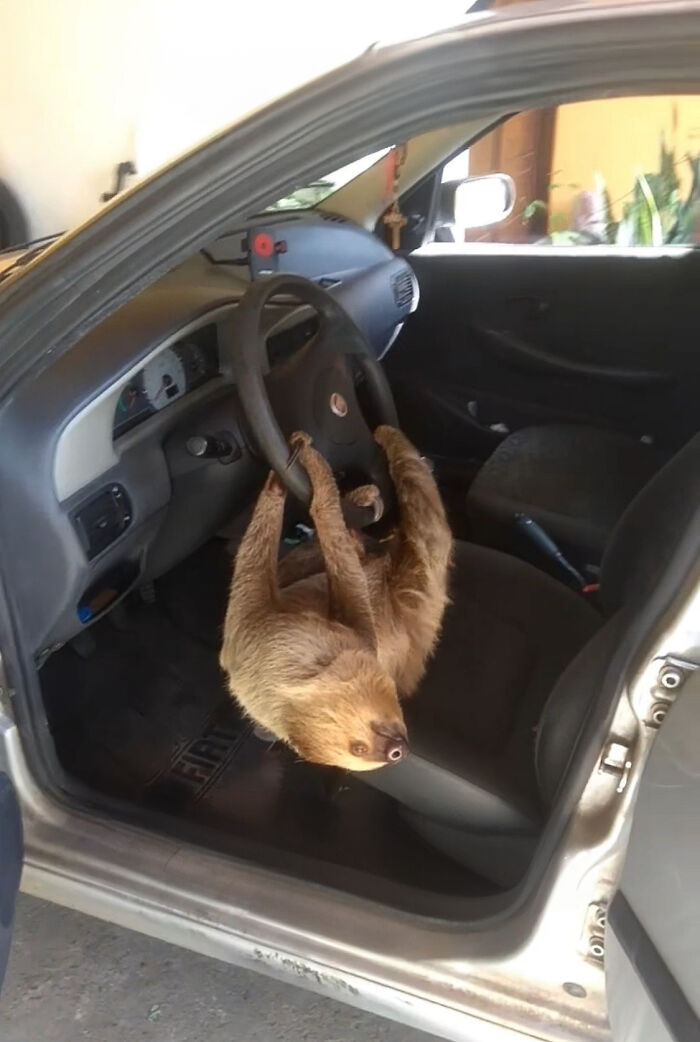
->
[252,232,274,258]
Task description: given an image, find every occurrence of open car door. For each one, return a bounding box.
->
[0,769,22,991]
[607,669,700,1041]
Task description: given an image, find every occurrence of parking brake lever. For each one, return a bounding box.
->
[514,513,586,589]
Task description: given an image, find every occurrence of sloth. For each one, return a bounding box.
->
[220,426,452,771]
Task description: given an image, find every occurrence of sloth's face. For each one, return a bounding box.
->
[285,650,408,771]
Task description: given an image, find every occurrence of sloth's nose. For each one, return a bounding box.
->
[383,735,407,763]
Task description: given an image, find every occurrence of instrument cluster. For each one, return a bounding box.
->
[112,323,219,438]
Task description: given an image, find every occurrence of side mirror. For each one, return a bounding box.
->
[437,174,515,238]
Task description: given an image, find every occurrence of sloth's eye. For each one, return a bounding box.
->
[350,741,369,757]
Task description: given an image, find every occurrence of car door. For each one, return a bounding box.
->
[606,667,700,1042]
[385,95,700,469]
[0,766,22,989]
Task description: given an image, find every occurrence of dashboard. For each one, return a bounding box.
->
[0,210,418,660]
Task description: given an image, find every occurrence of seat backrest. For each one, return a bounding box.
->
[600,432,700,615]
[536,433,700,804]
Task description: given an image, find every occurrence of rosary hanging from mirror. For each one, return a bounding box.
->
[382,144,408,251]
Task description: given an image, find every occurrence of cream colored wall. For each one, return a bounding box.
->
[0,0,139,238]
[0,0,470,238]
[549,95,700,229]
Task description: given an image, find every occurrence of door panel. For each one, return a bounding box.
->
[0,771,22,989]
[607,671,700,1041]
[606,929,676,1042]
[385,248,700,461]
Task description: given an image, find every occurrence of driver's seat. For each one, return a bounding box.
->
[363,433,700,886]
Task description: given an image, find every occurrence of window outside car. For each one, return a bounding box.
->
[269,95,700,249]
[445,95,700,247]
[268,148,390,210]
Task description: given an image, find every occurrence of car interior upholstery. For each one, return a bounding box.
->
[2,146,699,918]
[364,432,700,887]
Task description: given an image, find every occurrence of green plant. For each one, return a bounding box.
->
[526,138,700,246]
[521,199,547,224]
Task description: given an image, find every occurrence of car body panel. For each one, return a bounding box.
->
[607,668,700,1041]
[4,712,608,1042]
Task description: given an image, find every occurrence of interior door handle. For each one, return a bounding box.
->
[473,323,674,386]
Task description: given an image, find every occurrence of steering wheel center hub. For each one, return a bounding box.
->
[226,273,397,521]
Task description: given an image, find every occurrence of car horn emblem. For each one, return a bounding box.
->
[329,392,348,417]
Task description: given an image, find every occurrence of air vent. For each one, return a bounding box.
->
[319,213,348,224]
[392,269,414,310]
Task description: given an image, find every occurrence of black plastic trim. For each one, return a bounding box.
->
[610,891,699,1042]
[0,771,22,990]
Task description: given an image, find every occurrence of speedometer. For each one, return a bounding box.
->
[142,348,187,410]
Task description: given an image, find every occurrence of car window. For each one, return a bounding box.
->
[434,96,700,248]
[267,148,390,211]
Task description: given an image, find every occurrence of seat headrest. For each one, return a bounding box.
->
[601,433,700,614]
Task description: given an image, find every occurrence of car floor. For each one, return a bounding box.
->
[40,540,494,907]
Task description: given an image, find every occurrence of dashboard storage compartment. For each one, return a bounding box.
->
[77,560,140,625]
[73,484,132,560]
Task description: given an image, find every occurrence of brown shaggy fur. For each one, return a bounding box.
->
[220,425,453,771]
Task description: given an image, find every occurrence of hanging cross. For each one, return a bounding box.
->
[383,201,407,251]
[381,144,408,251]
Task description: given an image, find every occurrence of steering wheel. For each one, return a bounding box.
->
[226,274,398,527]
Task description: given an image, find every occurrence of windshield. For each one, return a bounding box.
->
[267,148,390,211]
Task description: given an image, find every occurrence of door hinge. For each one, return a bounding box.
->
[646,656,699,729]
[580,901,608,964]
